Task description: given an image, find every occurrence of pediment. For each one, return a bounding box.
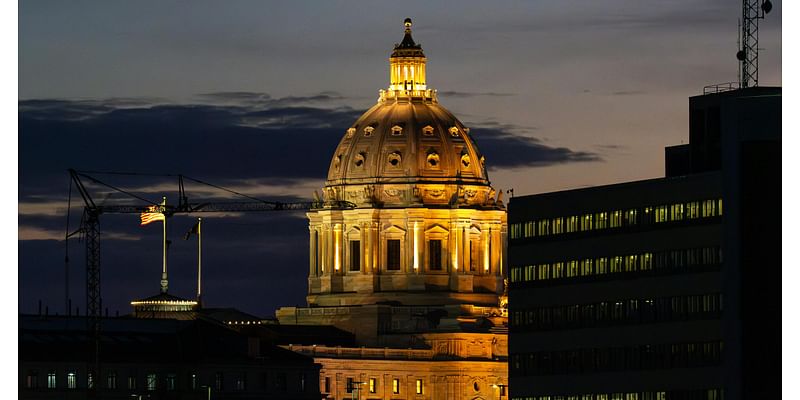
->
[425,224,449,235]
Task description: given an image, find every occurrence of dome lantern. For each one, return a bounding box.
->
[388,18,429,96]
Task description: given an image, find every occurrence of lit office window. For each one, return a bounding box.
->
[641,253,653,270]
[510,223,521,239]
[128,376,136,390]
[47,371,56,389]
[537,219,550,236]
[416,379,424,394]
[567,260,579,277]
[580,259,594,276]
[610,210,623,227]
[595,212,608,229]
[566,216,579,232]
[686,201,700,218]
[552,217,564,234]
[702,199,716,217]
[610,256,623,273]
[580,214,593,231]
[67,372,77,389]
[387,239,401,270]
[524,221,535,237]
[147,374,157,391]
[87,372,94,389]
[625,255,638,272]
[596,258,608,274]
[654,205,669,223]
[671,203,684,221]
[392,378,400,394]
[369,378,377,393]
[552,262,564,279]
[624,209,638,226]
[350,240,361,271]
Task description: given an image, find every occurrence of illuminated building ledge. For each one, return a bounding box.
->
[130,292,199,315]
[283,343,507,362]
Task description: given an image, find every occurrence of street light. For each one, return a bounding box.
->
[200,385,211,400]
[350,381,366,400]
[492,383,507,400]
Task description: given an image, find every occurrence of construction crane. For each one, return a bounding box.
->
[66,169,354,398]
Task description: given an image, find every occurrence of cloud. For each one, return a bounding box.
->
[467,122,600,169]
[438,91,517,98]
[19,93,600,316]
[610,90,645,96]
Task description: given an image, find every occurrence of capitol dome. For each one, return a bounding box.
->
[306,19,507,308]
[323,19,500,210]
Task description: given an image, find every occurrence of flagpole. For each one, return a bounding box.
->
[160,197,168,294]
[196,217,202,306]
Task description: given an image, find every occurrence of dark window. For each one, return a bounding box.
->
[189,373,197,390]
[26,371,38,389]
[324,376,330,393]
[276,372,286,392]
[235,375,246,391]
[429,240,442,270]
[469,241,476,271]
[128,375,136,390]
[215,372,223,391]
[106,371,117,389]
[350,240,360,271]
[346,377,354,393]
[299,373,306,392]
[387,239,401,270]
[166,374,176,391]
[146,374,157,391]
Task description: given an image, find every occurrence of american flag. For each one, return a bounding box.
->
[140,205,165,226]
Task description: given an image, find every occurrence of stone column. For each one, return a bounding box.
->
[309,227,317,277]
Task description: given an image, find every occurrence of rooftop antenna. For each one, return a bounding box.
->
[736,0,773,88]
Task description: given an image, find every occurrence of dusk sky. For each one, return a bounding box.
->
[19,1,782,317]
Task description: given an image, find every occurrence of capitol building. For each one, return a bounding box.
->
[276,19,509,400]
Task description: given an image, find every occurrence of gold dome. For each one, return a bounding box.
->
[323,19,500,210]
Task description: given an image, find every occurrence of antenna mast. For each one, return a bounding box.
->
[736,0,773,88]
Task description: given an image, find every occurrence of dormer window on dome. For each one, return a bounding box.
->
[391,125,403,136]
[364,126,375,137]
[449,127,460,137]
[346,127,356,138]
[427,152,440,168]
[388,151,402,167]
[422,125,434,136]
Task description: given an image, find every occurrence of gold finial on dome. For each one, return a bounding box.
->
[404,18,412,32]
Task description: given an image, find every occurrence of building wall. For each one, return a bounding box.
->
[508,173,726,399]
[307,207,507,307]
[283,345,507,400]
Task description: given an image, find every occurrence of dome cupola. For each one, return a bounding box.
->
[322,19,503,211]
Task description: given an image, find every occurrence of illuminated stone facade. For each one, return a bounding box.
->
[277,19,508,399]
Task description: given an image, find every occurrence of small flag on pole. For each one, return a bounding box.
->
[184,221,200,240]
[140,205,165,226]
